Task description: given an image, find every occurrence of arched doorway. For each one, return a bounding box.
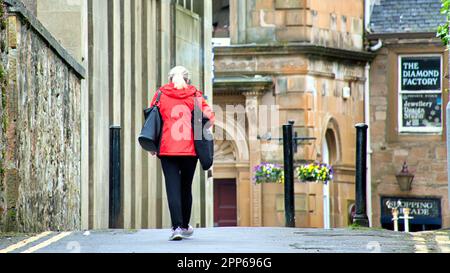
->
[321,122,340,229]
[212,121,250,227]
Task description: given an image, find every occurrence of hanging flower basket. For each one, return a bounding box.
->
[296,163,333,184]
[253,163,284,184]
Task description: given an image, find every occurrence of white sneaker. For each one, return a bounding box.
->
[182,225,194,238]
[169,228,183,241]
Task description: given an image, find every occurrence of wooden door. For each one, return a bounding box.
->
[214,179,237,227]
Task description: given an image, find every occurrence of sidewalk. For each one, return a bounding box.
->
[4,227,446,253]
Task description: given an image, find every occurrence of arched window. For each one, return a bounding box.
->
[325,129,338,164]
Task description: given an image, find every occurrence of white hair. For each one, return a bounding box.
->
[169,66,190,89]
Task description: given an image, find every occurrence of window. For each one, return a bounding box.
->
[398,54,443,133]
[176,0,202,15]
[176,0,193,12]
[213,0,230,38]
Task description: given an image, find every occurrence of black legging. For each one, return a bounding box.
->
[160,156,198,230]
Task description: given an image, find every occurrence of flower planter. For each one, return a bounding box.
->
[297,163,333,184]
[253,163,284,184]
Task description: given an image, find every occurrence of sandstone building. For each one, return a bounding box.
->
[212,0,373,228]
[367,0,449,231]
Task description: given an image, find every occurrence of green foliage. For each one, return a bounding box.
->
[0,64,4,81]
[349,223,363,229]
[0,2,4,18]
[437,0,450,46]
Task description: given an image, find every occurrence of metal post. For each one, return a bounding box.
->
[392,208,399,232]
[283,121,295,228]
[109,126,121,228]
[402,208,413,233]
[353,123,370,227]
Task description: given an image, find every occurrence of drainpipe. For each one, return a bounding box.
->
[364,0,380,228]
[364,62,373,227]
[447,71,450,212]
[369,40,383,52]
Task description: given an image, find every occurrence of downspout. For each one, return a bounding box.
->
[364,38,383,228]
[364,0,379,228]
[447,61,450,213]
[364,62,373,227]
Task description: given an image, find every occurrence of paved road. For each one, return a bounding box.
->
[0,227,449,253]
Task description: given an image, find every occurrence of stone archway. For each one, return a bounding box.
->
[321,117,341,164]
[212,120,251,226]
[213,119,250,164]
[320,116,342,228]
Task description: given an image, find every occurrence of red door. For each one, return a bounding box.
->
[214,179,237,227]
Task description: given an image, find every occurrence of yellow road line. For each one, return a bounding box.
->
[21,232,72,253]
[0,231,53,254]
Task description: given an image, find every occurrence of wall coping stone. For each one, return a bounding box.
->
[213,76,273,95]
[4,0,86,79]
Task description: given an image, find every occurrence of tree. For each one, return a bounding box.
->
[437,0,450,46]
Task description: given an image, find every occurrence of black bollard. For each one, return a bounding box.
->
[109,126,122,229]
[353,123,370,227]
[283,121,295,228]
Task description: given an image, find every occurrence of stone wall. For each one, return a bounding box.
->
[370,43,450,229]
[18,0,35,15]
[0,1,83,232]
[239,0,363,50]
[0,1,9,229]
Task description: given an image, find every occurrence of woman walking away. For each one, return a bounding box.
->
[149,66,215,241]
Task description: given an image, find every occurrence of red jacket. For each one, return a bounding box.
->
[150,83,215,156]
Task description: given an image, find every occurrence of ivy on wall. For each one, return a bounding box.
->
[437,0,450,46]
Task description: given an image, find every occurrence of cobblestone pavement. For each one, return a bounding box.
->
[0,228,449,253]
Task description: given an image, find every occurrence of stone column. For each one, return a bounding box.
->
[236,165,251,226]
[145,0,160,229]
[80,0,90,231]
[229,0,247,44]
[133,0,144,230]
[89,0,110,229]
[202,0,214,228]
[160,0,172,228]
[122,0,133,229]
[245,90,263,227]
